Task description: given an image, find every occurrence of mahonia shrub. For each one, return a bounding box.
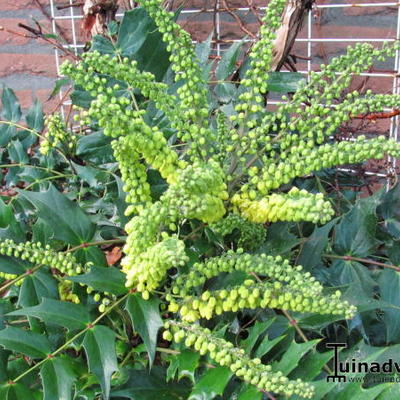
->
[1,0,400,398]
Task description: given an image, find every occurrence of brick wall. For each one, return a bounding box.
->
[0,0,399,113]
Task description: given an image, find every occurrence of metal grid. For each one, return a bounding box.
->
[48,0,400,181]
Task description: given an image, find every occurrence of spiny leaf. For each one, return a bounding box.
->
[125,294,162,367]
[0,326,51,359]
[188,366,232,400]
[68,265,127,295]
[8,298,91,331]
[82,325,118,400]
[111,367,190,399]
[1,87,21,123]
[40,357,76,400]
[18,185,95,245]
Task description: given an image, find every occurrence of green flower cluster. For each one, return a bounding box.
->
[0,271,22,286]
[211,213,265,250]
[172,278,355,322]
[112,138,152,215]
[164,160,228,224]
[40,114,76,155]
[163,321,315,398]
[171,250,325,298]
[123,235,187,298]
[0,240,83,276]
[58,280,80,304]
[233,187,334,224]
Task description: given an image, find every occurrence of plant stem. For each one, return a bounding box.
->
[13,293,129,383]
[65,238,127,253]
[0,264,43,294]
[323,254,400,272]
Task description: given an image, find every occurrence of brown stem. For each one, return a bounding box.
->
[324,253,400,272]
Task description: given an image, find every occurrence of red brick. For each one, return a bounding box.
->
[0,54,57,78]
[2,0,48,11]
[0,19,31,46]
[15,89,60,113]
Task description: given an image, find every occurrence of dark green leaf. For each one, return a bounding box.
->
[0,198,14,228]
[378,269,400,343]
[216,41,243,80]
[68,265,126,295]
[1,87,21,123]
[267,72,305,93]
[298,219,337,271]
[26,100,44,132]
[125,294,162,367]
[378,183,400,238]
[91,35,115,55]
[49,78,70,100]
[195,33,213,64]
[19,185,95,245]
[0,382,35,400]
[166,350,200,384]
[40,357,76,400]
[117,9,152,56]
[8,140,28,164]
[272,339,318,375]
[237,385,262,400]
[259,222,300,257]
[8,298,91,331]
[242,320,274,353]
[291,349,333,380]
[76,131,113,163]
[0,326,51,358]
[0,256,27,275]
[334,195,380,257]
[0,123,16,147]
[111,367,191,399]
[189,367,232,400]
[83,325,118,399]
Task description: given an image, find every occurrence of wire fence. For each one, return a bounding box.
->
[48,0,400,186]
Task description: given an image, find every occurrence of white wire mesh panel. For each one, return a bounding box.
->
[48,0,400,183]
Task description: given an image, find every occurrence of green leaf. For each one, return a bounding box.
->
[267,72,305,93]
[298,219,337,271]
[0,198,14,229]
[40,357,76,400]
[259,222,300,257]
[26,100,44,132]
[8,298,91,331]
[91,35,115,55]
[378,183,400,238]
[117,9,153,56]
[49,78,70,100]
[378,269,400,343]
[82,325,118,399]
[237,385,262,400]
[125,294,162,367]
[19,185,95,245]
[195,33,213,64]
[0,326,51,358]
[111,367,191,399]
[0,123,16,147]
[0,382,35,399]
[241,320,275,353]
[76,131,113,163]
[272,339,318,375]
[334,195,380,257]
[68,266,127,295]
[329,260,376,300]
[291,349,333,380]
[1,87,21,123]
[216,41,242,80]
[254,334,286,358]
[189,366,232,400]
[166,349,200,384]
[8,140,28,164]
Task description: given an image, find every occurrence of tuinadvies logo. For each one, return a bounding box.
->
[326,342,400,383]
